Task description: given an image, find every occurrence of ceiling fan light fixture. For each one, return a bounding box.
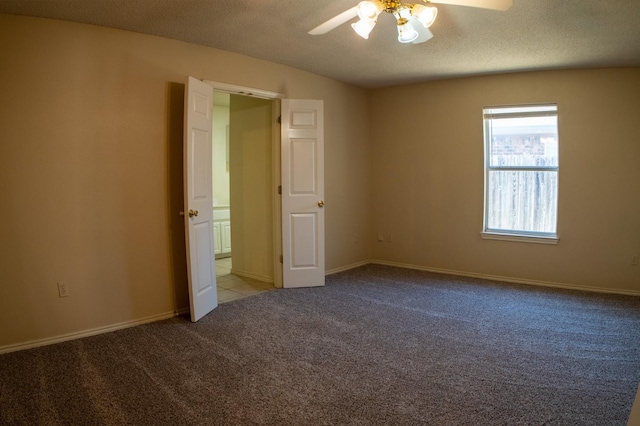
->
[411,4,438,28]
[351,19,377,39]
[309,0,513,44]
[396,18,419,43]
[356,1,383,21]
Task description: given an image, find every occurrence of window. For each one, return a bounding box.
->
[482,105,559,244]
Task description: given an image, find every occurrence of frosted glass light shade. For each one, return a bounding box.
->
[352,19,376,39]
[397,21,419,43]
[411,4,438,28]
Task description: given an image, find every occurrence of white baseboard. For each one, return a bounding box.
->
[370,260,640,296]
[325,260,371,276]
[0,310,181,355]
[229,268,273,284]
[175,307,190,316]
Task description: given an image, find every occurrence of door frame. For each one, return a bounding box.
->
[204,80,284,289]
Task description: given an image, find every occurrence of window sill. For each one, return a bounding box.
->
[480,232,559,245]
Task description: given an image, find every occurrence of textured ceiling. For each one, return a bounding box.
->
[1,0,639,88]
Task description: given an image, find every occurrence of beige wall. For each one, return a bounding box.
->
[0,14,372,349]
[370,68,640,293]
[212,100,230,207]
[229,95,274,282]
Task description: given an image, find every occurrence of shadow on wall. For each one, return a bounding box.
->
[166,82,189,312]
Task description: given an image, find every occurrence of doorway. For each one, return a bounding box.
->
[211,91,278,302]
[184,77,325,320]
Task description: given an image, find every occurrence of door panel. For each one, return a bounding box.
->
[194,221,214,294]
[291,139,317,194]
[222,222,232,253]
[213,223,222,255]
[291,213,318,268]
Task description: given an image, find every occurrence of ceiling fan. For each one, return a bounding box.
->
[309,0,513,44]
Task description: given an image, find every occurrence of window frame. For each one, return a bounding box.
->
[481,104,559,245]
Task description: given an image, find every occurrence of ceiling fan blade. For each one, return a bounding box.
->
[429,0,512,11]
[308,6,359,35]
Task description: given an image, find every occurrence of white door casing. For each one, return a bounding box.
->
[184,76,218,321]
[281,99,325,288]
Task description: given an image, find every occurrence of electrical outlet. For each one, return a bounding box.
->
[633,255,639,266]
[377,232,384,242]
[386,233,393,242]
[57,282,69,298]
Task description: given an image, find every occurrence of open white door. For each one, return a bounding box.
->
[281,99,325,288]
[184,76,217,321]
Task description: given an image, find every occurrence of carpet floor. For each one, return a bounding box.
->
[1,264,639,425]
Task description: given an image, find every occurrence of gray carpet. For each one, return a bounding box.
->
[1,264,639,425]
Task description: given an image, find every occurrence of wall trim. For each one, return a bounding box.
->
[176,307,190,316]
[230,268,274,284]
[370,260,640,296]
[0,310,181,355]
[326,260,371,276]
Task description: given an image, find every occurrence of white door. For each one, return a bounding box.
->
[184,76,218,321]
[281,99,325,288]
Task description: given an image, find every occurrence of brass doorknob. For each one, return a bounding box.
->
[318,200,325,208]
[188,209,199,217]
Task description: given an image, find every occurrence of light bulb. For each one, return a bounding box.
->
[357,1,383,21]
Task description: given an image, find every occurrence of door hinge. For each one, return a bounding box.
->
[277,115,281,124]
[278,185,282,195]
[279,254,283,263]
